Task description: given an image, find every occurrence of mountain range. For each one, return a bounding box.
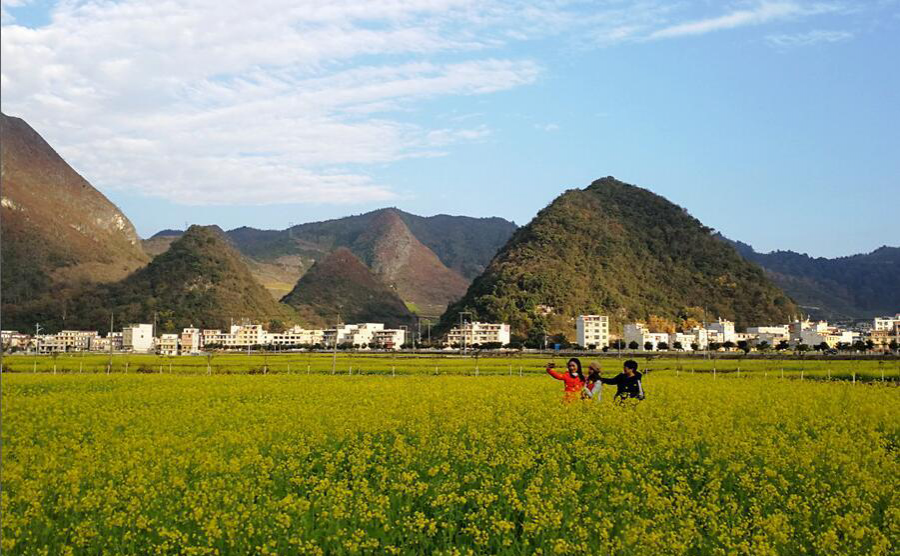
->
[146,207,515,317]
[720,237,899,321]
[2,112,895,336]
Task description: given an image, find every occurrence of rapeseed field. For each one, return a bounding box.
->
[2,374,897,554]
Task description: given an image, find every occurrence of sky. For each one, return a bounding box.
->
[2,0,898,257]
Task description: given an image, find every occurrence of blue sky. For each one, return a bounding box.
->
[2,1,897,257]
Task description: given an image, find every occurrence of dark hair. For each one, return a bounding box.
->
[587,366,601,383]
[624,359,638,372]
[567,357,585,381]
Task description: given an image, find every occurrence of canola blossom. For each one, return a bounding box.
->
[2,374,898,554]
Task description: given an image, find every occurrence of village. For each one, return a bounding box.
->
[3,313,898,355]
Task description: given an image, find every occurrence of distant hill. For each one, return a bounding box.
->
[226,208,517,280]
[280,247,414,328]
[350,209,469,316]
[139,208,517,315]
[720,237,899,320]
[440,177,798,340]
[57,226,297,333]
[1,112,149,331]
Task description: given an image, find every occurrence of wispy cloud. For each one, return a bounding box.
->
[648,1,845,40]
[534,123,560,132]
[766,29,853,47]
[1,0,544,205]
[0,1,873,206]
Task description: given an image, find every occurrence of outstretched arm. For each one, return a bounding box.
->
[598,375,620,385]
[547,363,566,380]
[546,367,566,381]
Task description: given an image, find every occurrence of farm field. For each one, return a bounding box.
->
[2,373,898,555]
[2,352,899,381]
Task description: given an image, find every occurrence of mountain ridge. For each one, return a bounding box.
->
[440,177,799,340]
[718,235,899,320]
[1,112,149,330]
[280,247,414,328]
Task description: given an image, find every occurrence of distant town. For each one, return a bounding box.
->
[3,314,899,355]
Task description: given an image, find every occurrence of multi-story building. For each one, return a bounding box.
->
[874,314,900,332]
[372,328,406,350]
[230,324,267,347]
[668,332,697,350]
[800,328,854,348]
[180,327,201,354]
[201,329,228,346]
[445,322,511,348]
[576,315,609,349]
[623,323,669,350]
[323,323,390,348]
[93,332,124,352]
[1,330,32,351]
[122,324,154,353]
[707,318,736,343]
[157,334,180,355]
[57,330,101,352]
[268,326,326,347]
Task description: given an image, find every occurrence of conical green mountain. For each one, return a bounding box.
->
[60,225,296,332]
[281,247,414,328]
[440,177,798,339]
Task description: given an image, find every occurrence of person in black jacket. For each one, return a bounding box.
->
[599,359,645,401]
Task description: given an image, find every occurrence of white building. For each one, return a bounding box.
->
[122,324,154,353]
[576,315,609,349]
[800,328,853,348]
[180,328,202,354]
[92,332,123,352]
[267,326,326,347]
[372,328,407,350]
[707,318,736,343]
[874,314,900,332]
[157,334,180,355]
[0,330,32,351]
[445,322,511,348]
[230,324,267,347]
[669,332,697,350]
[624,323,669,350]
[201,329,228,346]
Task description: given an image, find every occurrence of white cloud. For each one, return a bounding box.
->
[648,1,845,40]
[0,1,868,206]
[0,0,541,205]
[534,123,559,132]
[765,29,853,47]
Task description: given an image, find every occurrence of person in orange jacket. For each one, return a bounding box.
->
[546,358,585,402]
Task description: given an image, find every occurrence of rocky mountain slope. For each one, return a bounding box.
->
[1,112,149,330]
[440,177,798,340]
[350,210,469,316]
[280,247,414,328]
[227,208,516,280]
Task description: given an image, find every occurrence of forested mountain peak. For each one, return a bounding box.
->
[440,176,798,340]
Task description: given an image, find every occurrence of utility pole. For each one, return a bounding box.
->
[108,313,114,374]
[331,313,340,374]
[34,323,43,356]
[458,311,472,356]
